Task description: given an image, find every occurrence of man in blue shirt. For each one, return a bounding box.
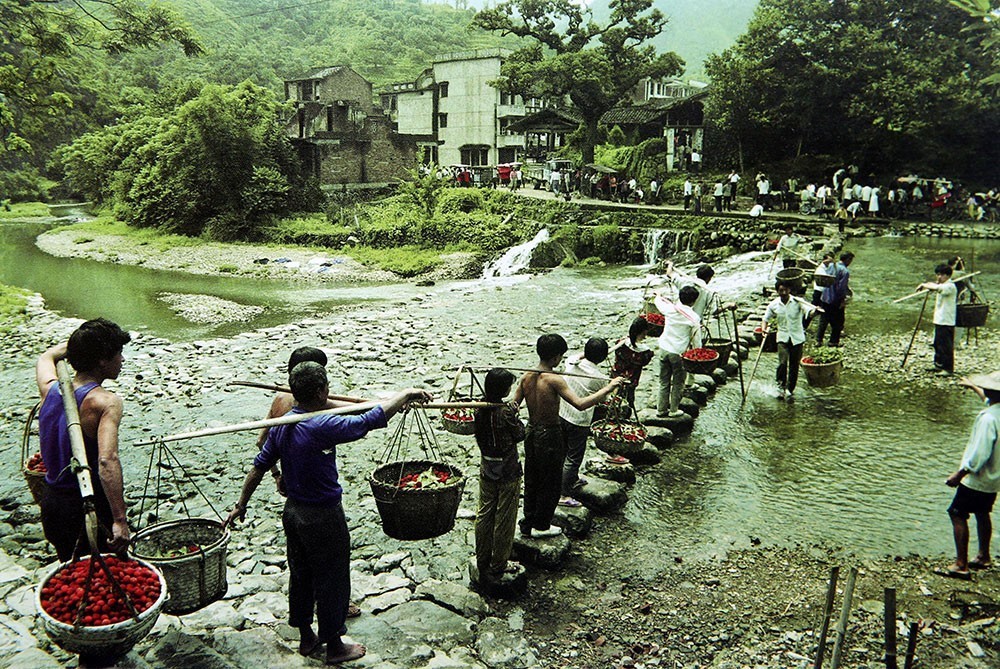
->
[226,362,429,665]
[816,251,855,347]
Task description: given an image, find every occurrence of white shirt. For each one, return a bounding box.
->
[763,296,815,345]
[931,280,957,326]
[713,182,724,196]
[861,185,872,202]
[777,233,801,260]
[683,180,693,195]
[653,297,701,355]
[558,356,606,426]
[960,403,1000,493]
[749,204,764,217]
[670,274,714,319]
[812,261,835,291]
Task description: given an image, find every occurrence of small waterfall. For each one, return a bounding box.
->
[642,229,670,265]
[482,228,551,278]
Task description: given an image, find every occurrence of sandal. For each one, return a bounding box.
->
[558,497,583,508]
[969,559,992,570]
[606,455,629,465]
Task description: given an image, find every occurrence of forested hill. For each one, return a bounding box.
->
[111,0,511,94]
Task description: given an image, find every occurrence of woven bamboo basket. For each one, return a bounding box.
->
[813,272,836,288]
[21,402,46,506]
[703,339,732,367]
[681,348,720,375]
[776,267,807,290]
[36,555,166,657]
[956,303,989,328]
[801,358,842,388]
[440,408,476,436]
[590,420,647,456]
[369,460,465,540]
[131,518,229,615]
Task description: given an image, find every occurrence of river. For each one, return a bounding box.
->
[2,220,998,567]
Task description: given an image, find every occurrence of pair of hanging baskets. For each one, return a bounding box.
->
[591,420,648,456]
[20,403,46,506]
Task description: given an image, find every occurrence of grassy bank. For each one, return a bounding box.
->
[0,283,31,332]
[0,202,51,219]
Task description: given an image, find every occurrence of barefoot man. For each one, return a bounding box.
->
[515,334,624,539]
[226,362,430,664]
[939,371,1000,580]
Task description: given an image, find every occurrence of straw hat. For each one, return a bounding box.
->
[966,371,1000,392]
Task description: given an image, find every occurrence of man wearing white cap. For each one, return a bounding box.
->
[938,371,1000,579]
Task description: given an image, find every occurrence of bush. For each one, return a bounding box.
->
[436,188,484,215]
[346,245,442,277]
[267,215,354,248]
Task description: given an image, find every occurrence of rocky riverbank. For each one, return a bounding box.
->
[0,232,996,668]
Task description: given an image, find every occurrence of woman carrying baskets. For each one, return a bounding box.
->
[472,369,525,585]
[225,362,430,665]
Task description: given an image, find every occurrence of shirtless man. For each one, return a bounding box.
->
[35,318,132,561]
[515,334,624,539]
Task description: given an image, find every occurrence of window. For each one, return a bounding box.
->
[301,81,313,101]
[500,91,513,105]
[437,113,448,128]
[461,148,489,166]
[439,82,449,98]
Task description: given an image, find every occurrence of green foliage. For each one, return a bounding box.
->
[0,201,50,218]
[398,167,449,219]
[345,245,442,277]
[805,346,843,364]
[436,188,485,215]
[267,215,354,248]
[607,126,627,147]
[949,1,1000,85]
[474,0,683,163]
[0,283,31,331]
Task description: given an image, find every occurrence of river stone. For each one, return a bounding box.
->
[573,478,626,511]
[626,444,662,465]
[724,361,740,377]
[415,579,489,618]
[145,628,235,669]
[4,584,34,618]
[682,385,709,405]
[369,599,475,646]
[236,591,285,625]
[223,573,280,599]
[375,551,410,574]
[679,397,701,417]
[552,504,592,537]
[365,586,412,614]
[4,647,64,669]
[475,616,539,667]
[711,367,728,385]
[644,425,674,449]
[0,613,37,655]
[354,570,413,597]
[584,458,636,484]
[209,627,302,667]
[178,599,245,630]
[692,374,717,392]
[467,559,527,599]
[512,534,571,569]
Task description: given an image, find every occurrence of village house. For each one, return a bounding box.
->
[284,65,432,187]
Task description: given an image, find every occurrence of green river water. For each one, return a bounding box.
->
[2,220,998,562]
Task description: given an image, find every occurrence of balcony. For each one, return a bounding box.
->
[496,133,526,148]
[496,104,526,118]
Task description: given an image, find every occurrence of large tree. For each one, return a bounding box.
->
[705,0,1000,179]
[473,0,683,163]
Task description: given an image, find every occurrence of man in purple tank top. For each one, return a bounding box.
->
[35,318,132,562]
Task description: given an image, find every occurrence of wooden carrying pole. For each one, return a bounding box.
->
[830,566,859,669]
[892,271,981,303]
[731,310,746,398]
[884,587,898,669]
[741,335,768,405]
[134,400,500,446]
[814,566,840,669]
[56,360,100,554]
[900,292,930,368]
[230,380,367,404]
[470,365,608,381]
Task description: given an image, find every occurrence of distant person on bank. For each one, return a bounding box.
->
[225,362,430,665]
[917,263,957,375]
[35,318,132,562]
[939,371,1000,579]
[515,335,623,539]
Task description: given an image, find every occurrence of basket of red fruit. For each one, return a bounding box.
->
[36,554,166,657]
[640,306,665,337]
[21,403,46,505]
[440,407,476,436]
[590,420,648,456]
[130,518,229,615]
[369,460,465,540]
[681,347,720,375]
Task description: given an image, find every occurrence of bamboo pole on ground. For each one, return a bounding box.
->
[731,310,746,399]
[902,621,919,669]
[230,380,367,403]
[884,588,897,669]
[814,566,840,669]
[134,400,501,446]
[741,335,768,405]
[900,292,930,368]
[56,360,100,554]
[830,566,859,669]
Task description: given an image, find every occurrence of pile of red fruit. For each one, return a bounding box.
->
[642,312,665,327]
[398,467,453,490]
[26,452,47,473]
[592,421,647,444]
[39,556,161,626]
[681,347,719,362]
[442,408,474,423]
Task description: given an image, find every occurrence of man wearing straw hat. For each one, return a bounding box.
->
[225,362,430,665]
[35,318,132,563]
[938,371,1000,579]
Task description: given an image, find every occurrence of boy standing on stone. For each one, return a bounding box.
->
[939,371,1000,579]
[653,286,701,418]
[917,263,957,375]
[558,338,610,508]
[515,335,623,539]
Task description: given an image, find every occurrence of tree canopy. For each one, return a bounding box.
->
[473,0,684,163]
[705,0,1000,180]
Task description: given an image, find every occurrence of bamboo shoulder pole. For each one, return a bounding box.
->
[900,292,930,368]
[830,566,859,669]
[135,400,501,446]
[814,566,840,669]
[892,271,982,303]
[56,360,100,553]
[741,336,768,405]
[230,380,367,404]
[469,365,608,381]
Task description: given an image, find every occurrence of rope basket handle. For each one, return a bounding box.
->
[21,402,41,466]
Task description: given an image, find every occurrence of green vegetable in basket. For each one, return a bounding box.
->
[804,346,843,365]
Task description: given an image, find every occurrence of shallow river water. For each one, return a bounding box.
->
[2,222,998,566]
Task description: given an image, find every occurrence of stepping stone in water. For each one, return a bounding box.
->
[553,504,593,537]
[573,477,627,512]
[512,533,571,569]
[585,457,636,484]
